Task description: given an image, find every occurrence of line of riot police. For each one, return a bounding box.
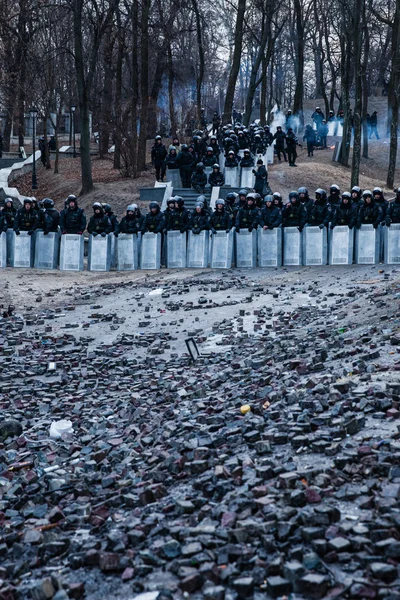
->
[2,186,399,244]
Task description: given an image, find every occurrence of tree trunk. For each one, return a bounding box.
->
[113,24,124,170]
[387,0,400,188]
[44,112,51,170]
[137,0,150,171]
[340,15,352,167]
[260,55,268,125]
[361,18,369,159]
[222,0,246,125]
[99,34,115,158]
[167,45,177,137]
[3,112,12,152]
[351,0,363,187]
[148,52,165,138]
[243,17,270,126]
[131,0,139,178]
[191,0,205,126]
[292,0,304,129]
[73,0,94,194]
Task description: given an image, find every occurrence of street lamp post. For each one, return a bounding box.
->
[30,107,38,190]
[71,105,76,158]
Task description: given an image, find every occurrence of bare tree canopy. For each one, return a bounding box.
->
[0,0,398,192]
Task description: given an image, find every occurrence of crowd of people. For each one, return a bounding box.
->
[1,186,399,242]
[152,106,383,188]
[151,111,337,188]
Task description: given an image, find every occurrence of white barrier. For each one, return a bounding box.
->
[258,227,282,267]
[116,233,140,270]
[283,227,302,266]
[236,229,257,267]
[329,226,354,265]
[166,231,187,268]
[302,226,328,266]
[8,231,33,268]
[59,234,84,271]
[384,224,400,264]
[187,230,209,268]
[140,232,161,270]
[210,230,234,268]
[355,224,380,264]
[34,231,60,270]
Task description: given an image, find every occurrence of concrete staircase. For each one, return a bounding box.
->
[172,188,211,210]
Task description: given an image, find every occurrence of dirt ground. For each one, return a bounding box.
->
[12,96,399,219]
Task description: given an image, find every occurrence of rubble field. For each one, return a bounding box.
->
[1,264,400,600]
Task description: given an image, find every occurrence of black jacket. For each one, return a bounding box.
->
[191,210,210,233]
[240,155,255,168]
[283,201,308,229]
[142,210,165,233]
[39,208,60,233]
[253,165,268,193]
[307,199,331,227]
[87,213,112,235]
[225,156,239,168]
[209,171,225,187]
[210,208,232,231]
[166,208,191,232]
[273,130,286,148]
[235,206,260,230]
[357,201,382,228]
[2,206,17,229]
[260,205,282,228]
[164,152,179,170]
[60,207,86,234]
[191,170,207,189]
[176,149,195,171]
[151,143,167,165]
[117,215,144,234]
[332,202,357,228]
[386,199,400,225]
[14,208,39,232]
[0,212,7,233]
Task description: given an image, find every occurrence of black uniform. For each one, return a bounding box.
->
[331,201,357,228]
[151,141,168,181]
[176,147,195,188]
[235,205,260,231]
[2,203,17,229]
[191,166,207,193]
[14,207,39,233]
[60,204,86,234]
[225,155,239,168]
[286,130,300,166]
[87,209,112,236]
[166,205,191,233]
[273,129,287,162]
[283,199,308,230]
[303,125,316,157]
[117,212,144,234]
[240,153,255,168]
[357,200,382,229]
[142,206,165,233]
[0,212,7,233]
[307,198,331,227]
[210,207,232,232]
[191,208,210,233]
[164,149,179,172]
[209,170,225,187]
[260,204,282,229]
[253,164,269,196]
[39,208,60,233]
[386,197,400,225]
[203,151,216,167]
